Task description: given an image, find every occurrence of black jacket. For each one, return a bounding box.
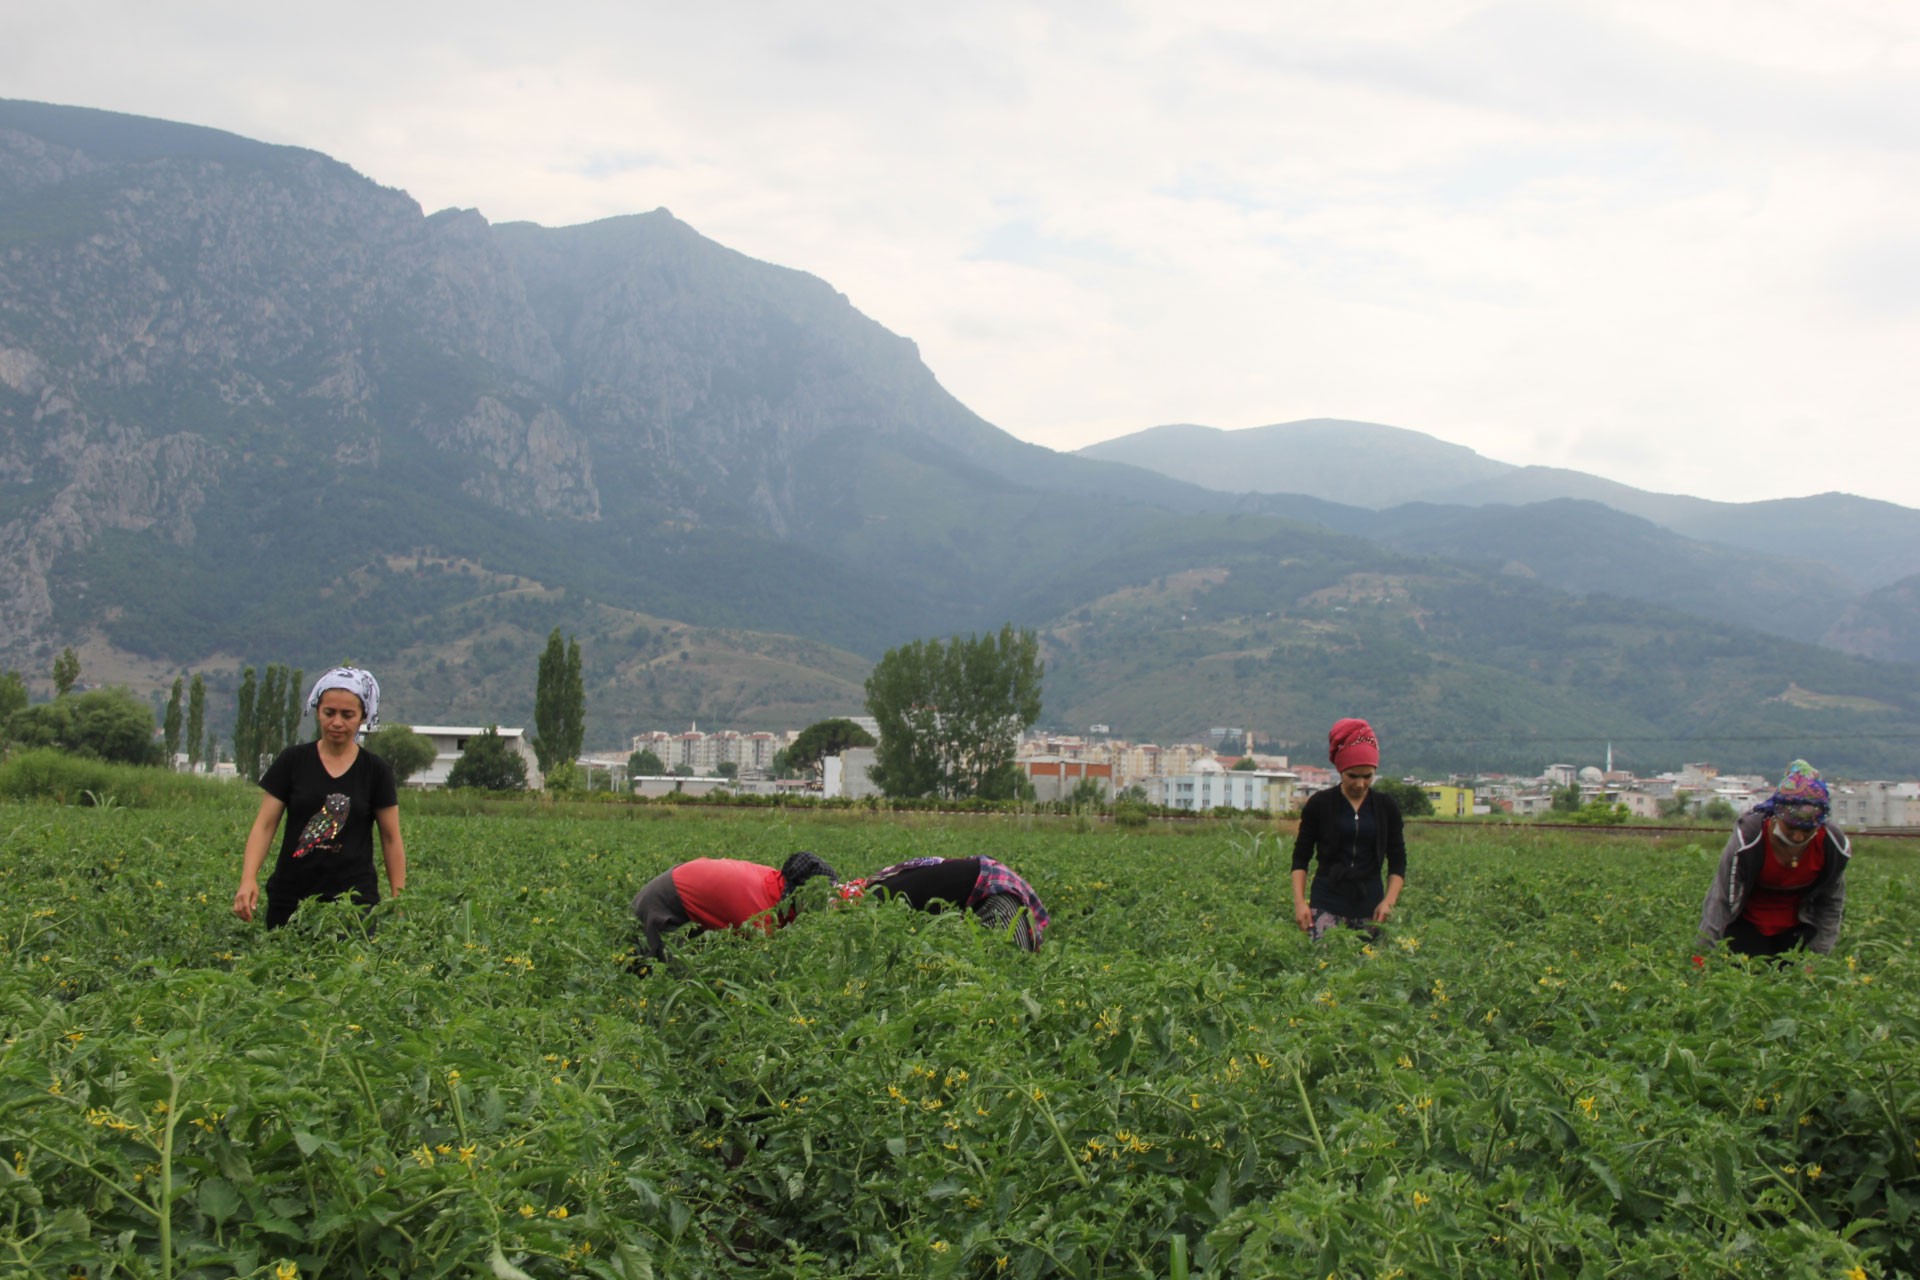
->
[1291,786,1407,916]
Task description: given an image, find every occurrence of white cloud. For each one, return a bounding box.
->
[5,0,1917,505]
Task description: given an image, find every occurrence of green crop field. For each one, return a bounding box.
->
[3,799,1917,1279]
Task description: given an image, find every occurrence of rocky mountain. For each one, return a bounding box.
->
[3,100,1916,775]
[1082,421,1920,592]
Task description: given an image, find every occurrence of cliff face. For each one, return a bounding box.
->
[0,102,1021,658]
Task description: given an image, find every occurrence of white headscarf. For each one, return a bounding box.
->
[306,666,381,729]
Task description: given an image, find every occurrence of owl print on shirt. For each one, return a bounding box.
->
[292,793,350,858]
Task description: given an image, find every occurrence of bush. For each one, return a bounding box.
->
[445,727,529,791]
[0,748,237,808]
[362,724,438,786]
[7,688,162,765]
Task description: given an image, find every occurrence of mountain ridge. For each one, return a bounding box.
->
[3,100,1916,776]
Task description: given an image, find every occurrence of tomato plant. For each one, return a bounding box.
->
[2,802,1915,1277]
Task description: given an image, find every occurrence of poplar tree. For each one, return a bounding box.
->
[532,630,585,775]
[185,675,206,771]
[233,667,258,780]
[163,677,184,764]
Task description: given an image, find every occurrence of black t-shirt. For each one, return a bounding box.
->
[260,742,398,906]
[867,857,983,911]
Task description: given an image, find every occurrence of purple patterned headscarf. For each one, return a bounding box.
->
[306,666,381,729]
[1758,759,1829,830]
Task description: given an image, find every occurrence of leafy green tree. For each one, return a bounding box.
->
[1701,797,1737,824]
[446,727,529,791]
[532,630,585,776]
[628,748,665,777]
[1373,777,1435,817]
[864,624,1043,800]
[1065,776,1108,809]
[1231,757,1257,771]
[364,724,439,786]
[0,669,28,737]
[233,667,258,781]
[9,688,162,765]
[185,676,207,771]
[778,718,876,777]
[1550,785,1584,814]
[715,760,739,780]
[52,647,80,697]
[163,678,184,764]
[202,726,220,771]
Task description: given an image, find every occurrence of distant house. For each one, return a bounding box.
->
[408,725,544,789]
[1021,756,1115,803]
[1422,784,1477,817]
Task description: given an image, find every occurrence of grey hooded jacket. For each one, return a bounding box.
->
[1697,809,1850,954]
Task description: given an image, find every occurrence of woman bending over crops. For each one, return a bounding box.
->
[838,856,1050,951]
[233,667,406,930]
[630,852,839,960]
[1291,718,1406,940]
[1698,760,1851,958]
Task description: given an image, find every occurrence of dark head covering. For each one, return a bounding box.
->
[778,850,838,900]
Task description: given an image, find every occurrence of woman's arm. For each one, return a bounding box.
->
[1696,830,1742,948]
[375,805,406,898]
[1373,874,1404,922]
[1291,868,1313,932]
[234,794,286,921]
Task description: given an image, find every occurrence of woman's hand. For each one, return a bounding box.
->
[1293,900,1314,932]
[1372,899,1394,923]
[234,879,260,922]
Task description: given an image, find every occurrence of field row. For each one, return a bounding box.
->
[2,802,1917,1278]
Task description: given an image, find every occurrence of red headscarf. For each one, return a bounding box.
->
[1328,718,1379,772]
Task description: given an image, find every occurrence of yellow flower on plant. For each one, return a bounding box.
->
[276,1262,299,1280]
[1412,1190,1431,1209]
[1577,1096,1597,1118]
[930,1240,949,1253]
[458,1143,477,1165]
[547,1205,568,1219]
[519,1204,536,1218]
[1847,1267,1867,1280]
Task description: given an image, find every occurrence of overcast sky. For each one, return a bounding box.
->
[10,1,1919,506]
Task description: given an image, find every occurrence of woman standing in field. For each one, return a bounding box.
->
[630,852,839,960]
[1291,718,1406,940]
[233,667,406,930]
[839,856,1050,951]
[1698,760,1851,958]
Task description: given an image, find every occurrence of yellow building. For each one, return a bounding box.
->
[1423,785,1476,817]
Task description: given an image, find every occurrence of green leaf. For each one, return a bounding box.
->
[195,1176,241,1226]
[488,1242,538,1280]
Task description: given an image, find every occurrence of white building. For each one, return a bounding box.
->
[1150,760,1299,813]
[823,747,883,800]
[408,726,544,789]
[1831,781,1920,829]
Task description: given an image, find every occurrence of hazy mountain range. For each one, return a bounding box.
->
[2,99,1915,776]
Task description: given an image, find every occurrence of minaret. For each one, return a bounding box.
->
[1606,742,1613,774]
